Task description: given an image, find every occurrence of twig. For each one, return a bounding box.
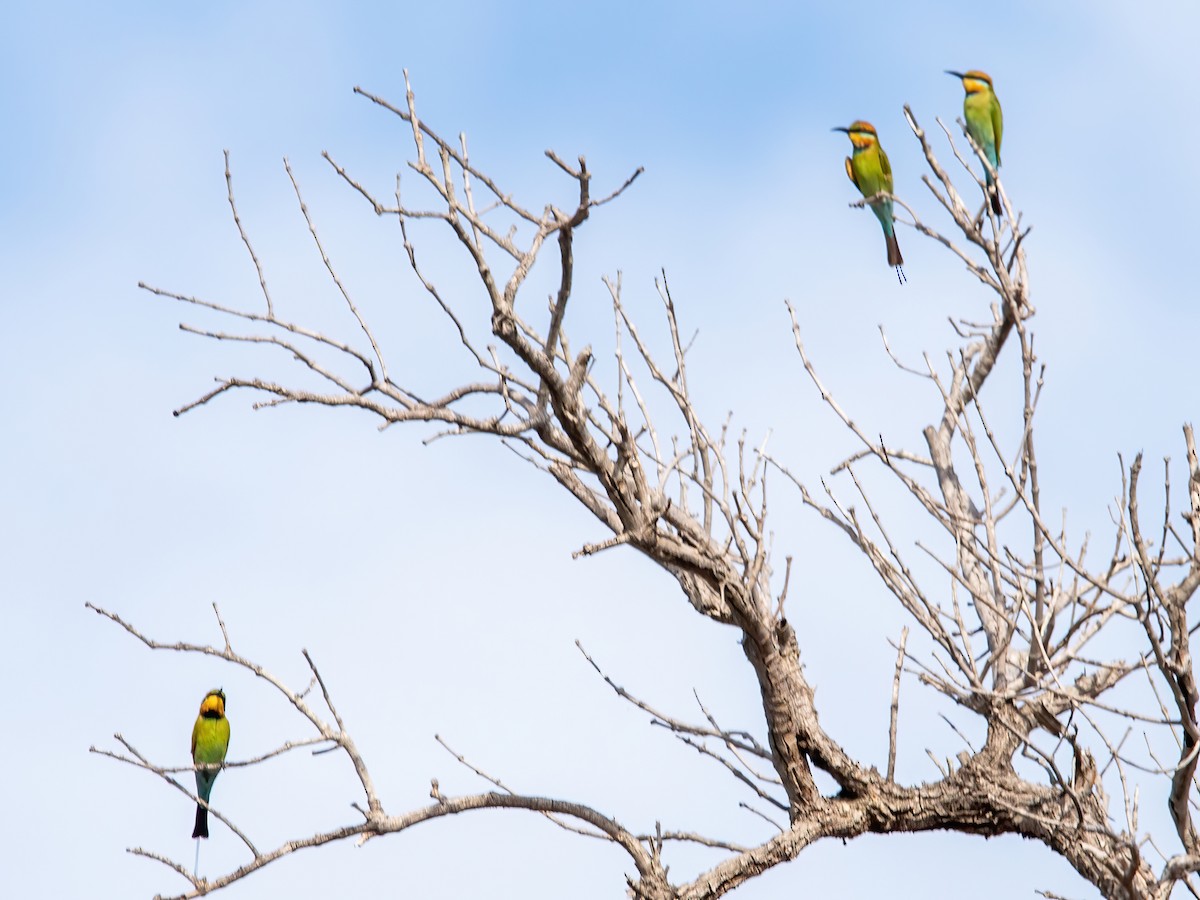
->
[888,627,910,782]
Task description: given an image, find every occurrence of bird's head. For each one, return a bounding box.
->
[832,120,879,150]
[199,689,226,718]
[946,70,994,95]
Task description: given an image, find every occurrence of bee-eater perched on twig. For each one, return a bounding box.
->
[834,121,905,283]
[191,688,231,839]
[946,69,1003,215]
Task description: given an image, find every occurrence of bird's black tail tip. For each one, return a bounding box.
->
[193,805,209,839]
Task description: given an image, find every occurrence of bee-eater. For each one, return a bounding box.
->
[191,688,231,839]
[946,70,1003,215]
[834,121,904,279]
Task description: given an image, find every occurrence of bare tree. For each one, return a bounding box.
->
[91,73,1200,900]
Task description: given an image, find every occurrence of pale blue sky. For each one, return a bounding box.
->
[3,2,1198,897]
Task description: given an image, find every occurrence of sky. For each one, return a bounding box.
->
[3,2,1199,897]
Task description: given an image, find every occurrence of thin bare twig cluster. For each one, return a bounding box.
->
[95,74,1200,899]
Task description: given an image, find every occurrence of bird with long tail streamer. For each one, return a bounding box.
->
[834,120,905,284]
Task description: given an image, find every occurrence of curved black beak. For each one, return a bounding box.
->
[945,70,966,79]
[831,126,851,133]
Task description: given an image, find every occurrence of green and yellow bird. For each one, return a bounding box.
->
[834,121,904,279]
[946,69,1003,215]
[191,688,230,839]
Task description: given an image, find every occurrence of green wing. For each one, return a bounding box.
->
[991,96,1003,164]
[878,148,894,193]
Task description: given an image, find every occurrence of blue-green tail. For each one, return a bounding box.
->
[869,200,904,273]
[192,769,218,839]
[981,144,1001,214]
